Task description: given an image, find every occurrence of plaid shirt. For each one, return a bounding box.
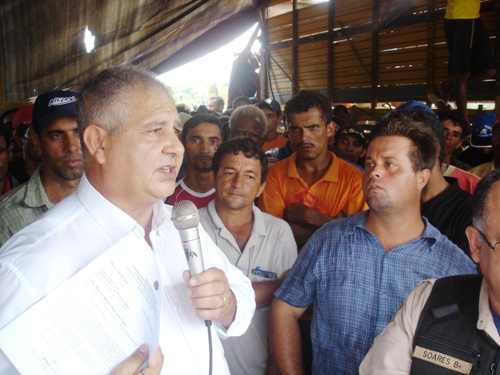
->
[275,210,477,375]
[0,166,53,248]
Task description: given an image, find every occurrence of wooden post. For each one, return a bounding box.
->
[327,0,335,104]
[371,0,380,111]
[292,0,298,94]
[495,2,500,114]
[0,38,4,103]
[426,0,437,105]
[259,6,268,100]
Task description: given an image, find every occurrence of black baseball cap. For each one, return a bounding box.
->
[258,98,281,117]
[335,124,366,143]
[33,90,77,132]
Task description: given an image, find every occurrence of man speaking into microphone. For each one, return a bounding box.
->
[0,66,255,375]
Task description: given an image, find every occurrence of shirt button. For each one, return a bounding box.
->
[381,294,387,299]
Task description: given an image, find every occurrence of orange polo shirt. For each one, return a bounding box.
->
[258,151,368,219]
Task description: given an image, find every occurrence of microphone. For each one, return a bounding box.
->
[171,200,205,276]
[172,201,214,372]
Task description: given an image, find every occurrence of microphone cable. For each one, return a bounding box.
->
[205,320,213,375]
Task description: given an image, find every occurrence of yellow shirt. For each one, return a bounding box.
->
[468,161,496,178]
[445,0,480,19]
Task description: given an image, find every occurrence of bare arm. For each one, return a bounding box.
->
[269,298,308,375]
[241,25,260,56]
[253,270,290,310]
[284,203,345,228]
[285,204,345,247]
[183,267,237,328]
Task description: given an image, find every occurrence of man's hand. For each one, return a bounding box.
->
[284,203,345,248]
[284,203,343,228]
[112,344,164,375]
[183,267,237,328]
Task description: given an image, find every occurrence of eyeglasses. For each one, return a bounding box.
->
[474,227,500,252]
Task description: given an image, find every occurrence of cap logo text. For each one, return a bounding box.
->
[48,96,77,106]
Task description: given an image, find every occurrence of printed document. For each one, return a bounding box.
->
[0,233,162,374]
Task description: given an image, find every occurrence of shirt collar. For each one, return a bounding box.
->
[419,217,440,245]
[349,210,370,234]
[286,153,300,178]
[207,200,224,229]
[477,279,500,343]
[286,151,340,182]
[152,200,169,236]
[349,210,439,246]
[206,200,265,240]
[77,173,142,242]
[24,165,53,209]
[251,205,266,237]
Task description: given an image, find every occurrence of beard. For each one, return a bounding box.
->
[195,166,212,173]
[52,164,84,181]
[45,153,84,181]
[194,156,213,173]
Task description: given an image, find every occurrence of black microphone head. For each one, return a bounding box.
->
[171,200,200,230]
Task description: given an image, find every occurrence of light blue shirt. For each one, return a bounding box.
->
[275,210,477,375]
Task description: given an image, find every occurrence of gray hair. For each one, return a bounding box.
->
[76,65,171,140]
[229,105,267,141]
[471,169,500,231]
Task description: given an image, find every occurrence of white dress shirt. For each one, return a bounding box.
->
[0,174,255,374]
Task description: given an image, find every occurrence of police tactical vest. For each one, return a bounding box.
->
[410,275,500,375]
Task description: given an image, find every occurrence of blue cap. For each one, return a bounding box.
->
[33,90,77,132]
[395,100,435,115]
[381,100,438,120]
[470,112,497,148]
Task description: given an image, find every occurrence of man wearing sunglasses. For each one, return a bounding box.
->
[360,169,500,374]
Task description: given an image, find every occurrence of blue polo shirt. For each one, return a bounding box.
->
[275,210,477,375]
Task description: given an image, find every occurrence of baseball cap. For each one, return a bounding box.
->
[258,98,281,116]
[12,104,34,131]
[381,100,437,120]
[470,112,497,148]
[395,100,436,116]
[335,124,366,143]
[33,91,77,132]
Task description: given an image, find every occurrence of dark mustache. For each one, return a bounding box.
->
[297,142,314,148]
[195,155,213,161]
[61,153,83,162]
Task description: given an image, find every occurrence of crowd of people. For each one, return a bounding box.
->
[0,0,498,372]
[0,37,498,375]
